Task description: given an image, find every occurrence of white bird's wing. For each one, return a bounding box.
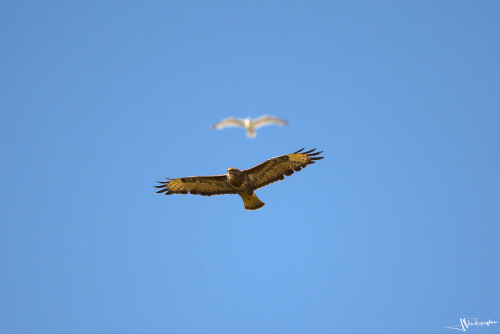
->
[211,117,246,130]
[252,115,290,129]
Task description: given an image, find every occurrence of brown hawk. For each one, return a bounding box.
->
[155,148,324,210]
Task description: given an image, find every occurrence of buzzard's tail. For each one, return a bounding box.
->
[242,193,265,210]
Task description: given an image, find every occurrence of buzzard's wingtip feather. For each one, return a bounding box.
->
[293,148,305,154]
[155,178,173,191]
[308,152,321,157]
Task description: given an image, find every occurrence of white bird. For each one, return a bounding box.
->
[211,115,289,138]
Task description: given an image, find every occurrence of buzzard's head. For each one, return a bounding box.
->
[227,167,245,186]
[227,168,245,181]
[227,167,242,176]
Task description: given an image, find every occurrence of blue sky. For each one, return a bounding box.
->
[1,1,499,333]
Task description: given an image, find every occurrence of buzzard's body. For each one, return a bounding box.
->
[211,115,289,138]
[155,148,323,210]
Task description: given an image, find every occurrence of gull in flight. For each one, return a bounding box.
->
[211,115,289,138]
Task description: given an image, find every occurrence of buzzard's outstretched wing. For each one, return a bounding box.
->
[211,117,245,130]
[155,175,237,196]
[252,115,289,129]
[244,148,323,190]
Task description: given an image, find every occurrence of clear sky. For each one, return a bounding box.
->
[1,1,499,333]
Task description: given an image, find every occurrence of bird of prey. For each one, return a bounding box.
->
[155,148,323,210]
[211,115,289,138]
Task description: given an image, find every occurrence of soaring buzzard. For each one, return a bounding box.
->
[211,115,289,138]
[155,148,323,210]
